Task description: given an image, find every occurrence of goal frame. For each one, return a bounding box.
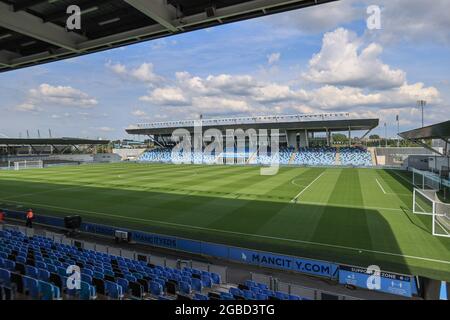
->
[12,160,44,171]
[413,188,450,238]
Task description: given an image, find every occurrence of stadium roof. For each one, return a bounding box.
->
[399,120,450,156]
[0,0,337,72]
[126,114,379,135]
[399,120,450,140]
[0,137,109,146]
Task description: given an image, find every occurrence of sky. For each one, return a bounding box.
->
[0,0,449,140]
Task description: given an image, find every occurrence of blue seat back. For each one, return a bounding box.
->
[150,282,163,296]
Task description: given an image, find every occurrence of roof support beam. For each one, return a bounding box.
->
[0,2,86,52]
[124,0,178,32]
[13,0,49,12]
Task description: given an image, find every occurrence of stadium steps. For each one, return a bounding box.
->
[368,147,377,165]
[335,147,341,165]
[288,151,297,165]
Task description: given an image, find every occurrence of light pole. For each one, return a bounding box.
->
[417,100,426,127]
[396,115,400,147]
[384,122,387,147]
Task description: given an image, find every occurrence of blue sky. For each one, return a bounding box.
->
[0,0,449,140]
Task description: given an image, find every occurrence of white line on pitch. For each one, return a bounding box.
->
[291,172,325,203]
[3,198,450,266]
[375,178,387,194]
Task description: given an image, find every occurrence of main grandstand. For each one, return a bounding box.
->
[127,113,378,167]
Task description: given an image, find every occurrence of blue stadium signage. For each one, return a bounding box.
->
[338,265,416,297]
[229,248,339,278]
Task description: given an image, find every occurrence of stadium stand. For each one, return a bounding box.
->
[339,147,373,166]
[0,227,306,300]
[138,146,373,167]
[292,147,336,166]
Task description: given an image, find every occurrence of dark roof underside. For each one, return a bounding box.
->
[0,0,338,72]
[399,120,450,140]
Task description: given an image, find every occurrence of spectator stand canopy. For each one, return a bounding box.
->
[399,120,450,156]
[126,113,379,148]
[0,137,110,154]
[0,0,338,72]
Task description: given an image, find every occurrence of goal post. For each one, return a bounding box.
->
[412,168,441,190]
[13,160,44,170]
[413,188,450,238]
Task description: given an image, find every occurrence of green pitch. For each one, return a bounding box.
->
[1,163,449,281]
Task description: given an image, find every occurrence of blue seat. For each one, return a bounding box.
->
[191,278,202,292]
[23,276,40,299]
[289,294,301,300]
[38,281,60,300]
[229,287,242,297]
[4,259,15,271]
[257,283,268,290]
[125,275,137,282]
[82,269,93,276]
[81,274,92,284]
[105,280,123,300]
[194,293,208,300]
[117,278,129,294]
[179,281,191,295]
[16,256,27,264]
[201,275,212,288]
[256,293,268,300]
[210,273,221,285]
[0,268,10,284]
[35,261,46,269]
[26,265,39,278]
[243,290,255,300]
[150,282,163,296]
[220,292,234,300]
[38,269,50,281]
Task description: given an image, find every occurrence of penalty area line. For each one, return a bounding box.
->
[291,172,325,203]
[375,178,387,194]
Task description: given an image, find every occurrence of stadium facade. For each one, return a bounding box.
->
[126,113,379,149]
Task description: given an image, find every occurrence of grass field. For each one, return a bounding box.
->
[1,163,449,281]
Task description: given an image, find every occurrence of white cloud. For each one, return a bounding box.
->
[140,87,188,105]
[15,103,41,113]
[131,109,147,117]
[28,83,98,108]
[97,127,115,132]
[191,97,253,115]
[303,28,405,90]
[107,61,163,84]
[267,52,281,65]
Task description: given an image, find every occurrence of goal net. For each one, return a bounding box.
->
[13,160,44,170]
[412,168,441,190]
[413,188,450,238]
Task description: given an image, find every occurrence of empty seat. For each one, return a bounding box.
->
[105,280,123,300]
[191,278,202,292]
[0,268,11,284]
[26,265,39,278]
[179,281,191,295]
[23,276,40,299]
[150,282,163,296]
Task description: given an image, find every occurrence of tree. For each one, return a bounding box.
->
[369,134,380,140]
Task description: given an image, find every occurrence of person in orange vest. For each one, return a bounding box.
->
[0,209,5,224]
[26,208,34,228]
